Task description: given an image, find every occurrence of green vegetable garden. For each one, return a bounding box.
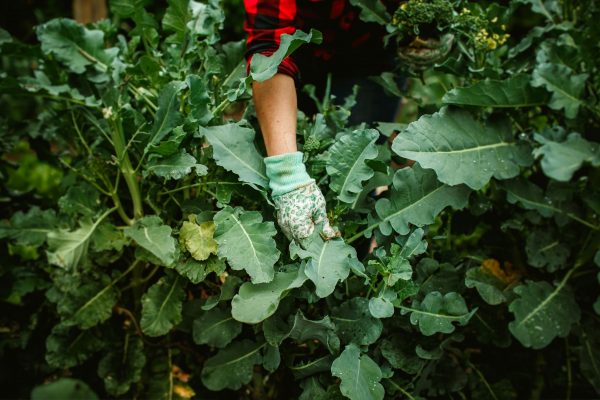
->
[1,0,599,399]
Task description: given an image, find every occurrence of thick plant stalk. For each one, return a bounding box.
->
[111,117,143,220]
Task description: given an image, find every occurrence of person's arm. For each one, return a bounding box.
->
[252,73,298,156]
[243,0,339,243]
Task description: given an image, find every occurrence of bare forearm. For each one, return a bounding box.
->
[252,73,298,156]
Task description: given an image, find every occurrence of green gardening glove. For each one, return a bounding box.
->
[265,151,340,243]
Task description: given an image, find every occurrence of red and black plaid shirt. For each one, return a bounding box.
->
[243,0,395,85]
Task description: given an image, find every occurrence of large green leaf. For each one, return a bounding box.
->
[58,183,101,216]
[290,355,335,380]
[331,297,383,345]
[531,63,588,118]
[124,215,177,267]
[347,0,391,24]
[97,335,146,396]
[199,123,268,188]
[499,178,555,217]
[45,323,104,368]
[144,150,207,180]
[47,208,113,270]
[31,378,99,400]
[392,107,532,189]
[35,18,117,73]
[20,70,100,107]
[326,129,379,203]
[0,206,56,246]
[533,132,600,181]
[250,29,323,82]
[442,75,549,108]
[290,234,356,298]
[372,164,471,236]
[465,266,513,305]
[55,273,119,329]
[144,81,186,153]
[162,0,189,42]
[140,274,186,337]
[231,266,307,324]
[400,291,476,336]
[331,343,384,400]
[525,229,570,272]
[187,74,213,124]
[214,206,280,284]
[201,339,266,391]
[508,280,580,349]
[91,221,127,252]
[193,307,242,348]
[179,216,218,261]
[380,334,426,374]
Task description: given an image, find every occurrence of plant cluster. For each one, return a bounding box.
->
[0,0,599,399]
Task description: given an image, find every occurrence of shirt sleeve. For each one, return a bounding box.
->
[243,0,300,82]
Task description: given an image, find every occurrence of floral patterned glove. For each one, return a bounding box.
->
[265,151,339,243]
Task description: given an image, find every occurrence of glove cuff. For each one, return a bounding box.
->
[264,151,314,196]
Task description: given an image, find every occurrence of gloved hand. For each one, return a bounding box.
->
[265,151,339,243]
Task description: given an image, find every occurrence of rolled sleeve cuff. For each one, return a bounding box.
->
[245,50,301,86]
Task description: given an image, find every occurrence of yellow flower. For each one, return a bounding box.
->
[173,385,196,399]
[491,16,498,23]
[400,3,408,10]
[486,38,497,49]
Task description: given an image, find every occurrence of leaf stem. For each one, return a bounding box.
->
[128,85,157,114]
[36,93,92,107]
[212,98,231,115]
[347,223,378,244]
[71,112,93,156]
[77,48,108,72]
[467,360,498,400]
[158,181,241,195]
[385,379,417,400]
